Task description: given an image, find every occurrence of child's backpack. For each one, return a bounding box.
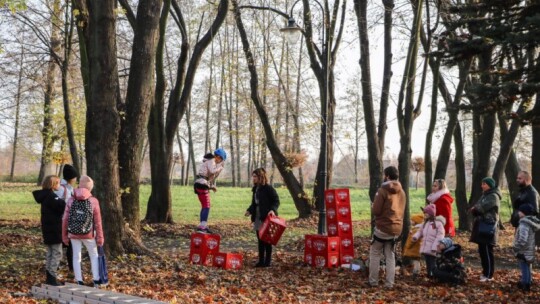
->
[68,198,93,234]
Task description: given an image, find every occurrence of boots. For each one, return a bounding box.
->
[45,270,63,286]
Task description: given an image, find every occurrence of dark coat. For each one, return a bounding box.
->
[511,185,540,227]
[247,184,280,223]
[32,189,66,244]
[470,187,501,245]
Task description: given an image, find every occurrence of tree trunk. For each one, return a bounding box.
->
[424,57,439,196]
[118,0,163,247]
[453,122,470,231]
[531,94,540,190]
[232,0,312,218]
[10,45,25,181]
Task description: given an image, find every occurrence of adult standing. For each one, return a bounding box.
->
[470,177,501,282]
[427,179,455,237]
[368,166,406,288]
[511,171,539,228]
[245,168,280,267]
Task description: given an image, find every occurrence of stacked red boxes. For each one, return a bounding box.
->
[189,233,221,266]
[213,253,243,270]
[325,188,354,265]
[310,235,340,268]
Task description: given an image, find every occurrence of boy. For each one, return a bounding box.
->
[513,204,540,291]
[432,238,466,285]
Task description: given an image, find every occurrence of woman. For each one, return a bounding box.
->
[245,168,280,267]
[469,177,501,282]
[427,179,455,237]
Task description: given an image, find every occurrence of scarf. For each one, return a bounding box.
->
[427,188,450,204]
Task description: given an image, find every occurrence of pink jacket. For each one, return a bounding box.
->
[62,188,104,246]
[413,216,446,256]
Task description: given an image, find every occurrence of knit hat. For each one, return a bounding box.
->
[422,204,436,217]
[482,177,496,189]
[439,237,453,249]
[519,204,535,216]
[411,213,424,225]
[62,164,78,180]
[79,175,94,192]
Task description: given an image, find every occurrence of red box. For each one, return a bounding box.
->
[336,205,352,221]
[311,235,340,254]
[326,206,337,221]
[340,235,354,250]
[313,252,340,268]
[327,221,339,236]
[190,233,221,254]
[189,251,216,266]
[304,251,313,266]
[340,247,355,265]
[214,253,243,270]
[337,221,353,237]
[325,188,350,206]
[259,215,287,245]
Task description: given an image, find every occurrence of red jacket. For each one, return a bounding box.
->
[433,193,455,237]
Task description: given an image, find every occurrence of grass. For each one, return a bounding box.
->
[0,183,513,226]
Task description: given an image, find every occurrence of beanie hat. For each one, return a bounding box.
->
[422,204,436,217]
[411,213,424,225]
[62,164,78,180]
[439,237,453,249]
[482,177,496,189]
[519,204,535,216]
[79,175,94,192]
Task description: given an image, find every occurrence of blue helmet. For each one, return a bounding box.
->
[214,148,227,161]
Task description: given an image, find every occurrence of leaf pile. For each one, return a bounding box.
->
[0,219,539,303]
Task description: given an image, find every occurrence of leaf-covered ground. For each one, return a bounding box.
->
[1,218,539,303]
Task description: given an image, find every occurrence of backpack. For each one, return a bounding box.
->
[68,198,93,235]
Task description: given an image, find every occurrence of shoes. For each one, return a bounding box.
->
[93,280,101,288]
[196,227,213,234]
[255,262,265,268]
[76,281,85,286]
[45,271,64,286]
[517,282,531,291]
[480,275,493,282]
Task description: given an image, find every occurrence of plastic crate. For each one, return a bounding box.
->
[214,253,243,270]
[313,252,340,268]
[324,188,350,207]
[258,215,287,245]
[311,235,340,254]
[189,233,221,265]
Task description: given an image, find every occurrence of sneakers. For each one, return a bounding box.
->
[76,281,85,285]
[196,226,213,234]
[480,275,493,282]
[93,280,102,288]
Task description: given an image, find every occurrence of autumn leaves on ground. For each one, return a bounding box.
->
[0,217,539,303]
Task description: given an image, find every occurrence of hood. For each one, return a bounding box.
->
[486,187,502,199]
[435,215,447,226]
[521,216,540,232]
[73,188,93,200]
[381,180,402,194]
[32,189,51,204]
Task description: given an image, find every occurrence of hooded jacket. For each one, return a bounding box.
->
[32,189,66,244]
[62,188,104,246]
[470,187,502,245]
[413,215,446,256]
[513,215,540,262]
[432,193,455,237]
[372,180,407,236]
[511,185,540,228]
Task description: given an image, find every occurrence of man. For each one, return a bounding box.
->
[369,166,407,288]
[512,171,540,248]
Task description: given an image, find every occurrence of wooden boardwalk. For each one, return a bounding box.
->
[31,283,167,304]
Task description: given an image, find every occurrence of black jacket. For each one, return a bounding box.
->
[511,185,540,227]
[32,189,66,244]
[434,244,466,284]
[247,184,280,223]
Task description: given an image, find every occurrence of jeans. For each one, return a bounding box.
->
[478,243,494,278]
[369,228,397,287]
[71,238,99,282]
[519,259,532,285]
[45,243,63,277]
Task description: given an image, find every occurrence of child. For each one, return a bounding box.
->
[54,164,78,273]
[194,148,227,233]
[412,204,446,277]
[403,213,424,278]
[513,204,540,291]
[432,237,466,284]
[62,175,104,287]
[32,175,66,286]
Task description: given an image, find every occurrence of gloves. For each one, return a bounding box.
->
[516,253,526,260]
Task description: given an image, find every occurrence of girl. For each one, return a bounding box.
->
[194,148,226,233]
[32,175,66,286]
[412,203,446,277]
[245,168,280,267]
[427,179,455,237]
[403,213,424,278]
[62,175,104,287]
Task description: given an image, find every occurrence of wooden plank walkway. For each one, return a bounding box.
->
[31,283,167,304]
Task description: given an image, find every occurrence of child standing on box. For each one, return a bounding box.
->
[32,175,66,286]
[412,203,446,277]
[194,148,226,233]
[245,168,280,267]
[513,204,540,291]
[432,238,466,285]
[403,213,424,278]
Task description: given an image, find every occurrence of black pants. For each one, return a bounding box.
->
[424,254,437,277]
[64,243,73,271]
[478,243,494,278]
[256,232,272,266]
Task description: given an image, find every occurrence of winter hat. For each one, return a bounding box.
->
[422,204,436,217]
[62,164,78,180]
[519,204,535,216]
[482,177,496,189]
[439,237,453,249]
[411,213,424,225]
[79,175,94,192]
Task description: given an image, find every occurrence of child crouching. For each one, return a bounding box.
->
[432,237,466,285]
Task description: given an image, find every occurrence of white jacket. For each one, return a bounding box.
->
[195,158,224,187]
